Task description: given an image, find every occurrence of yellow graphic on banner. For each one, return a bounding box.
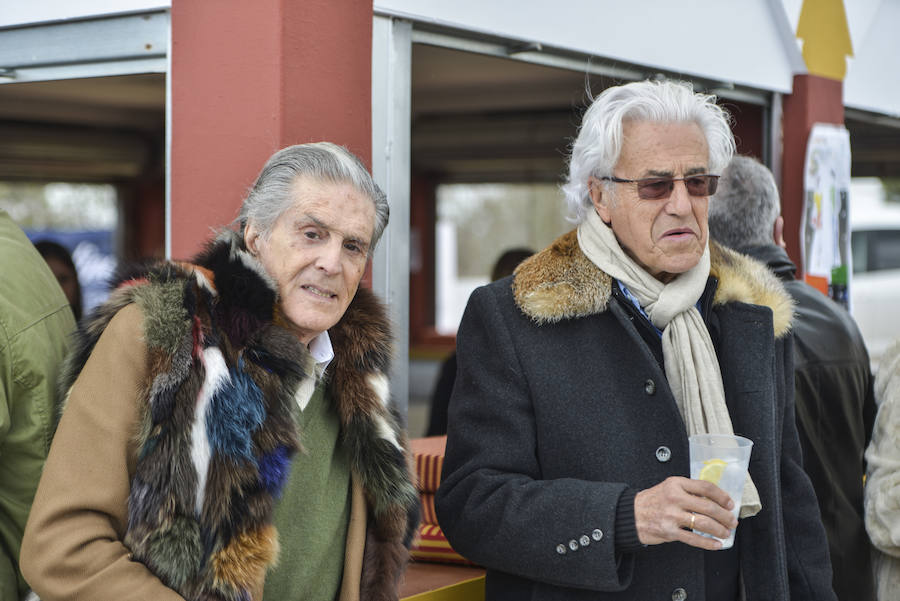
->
[796,0,853,81]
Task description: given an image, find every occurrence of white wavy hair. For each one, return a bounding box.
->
[562,79,736,224]
[238,142,389,254]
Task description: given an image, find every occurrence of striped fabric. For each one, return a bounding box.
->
[420,493,438,525]
[412,436,446,493]
[410,524,476,566]
[409,436,476,565]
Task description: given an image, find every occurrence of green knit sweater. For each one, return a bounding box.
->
[265,380,351,600]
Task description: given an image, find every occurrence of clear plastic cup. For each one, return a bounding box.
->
[688,433,753,549]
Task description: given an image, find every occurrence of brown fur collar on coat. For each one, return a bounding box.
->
[60,230,419,601]
[512,229,794,338]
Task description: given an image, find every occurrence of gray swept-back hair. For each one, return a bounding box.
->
[238,142,389,253]
[708,155,781,250]
[562,79,735,224]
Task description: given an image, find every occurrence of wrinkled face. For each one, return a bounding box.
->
[244,175,375,345]
[590,120,710,283]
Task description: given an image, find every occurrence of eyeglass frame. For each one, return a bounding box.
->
[598,173,720,200]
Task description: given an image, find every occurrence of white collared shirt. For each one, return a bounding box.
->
[295,330,334,412]
[307,330,334,377]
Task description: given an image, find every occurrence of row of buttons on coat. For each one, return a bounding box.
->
[649,373,683,601]
[647,375,688,601]
[548,377,685,600]
[551,378,683,599]
[555,529,603,554]
[551,380,665,556]
[554,534,687,601]
[648,374,667,465]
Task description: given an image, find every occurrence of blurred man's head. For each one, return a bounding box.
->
[491,248,534,282]
[708,156,781,251]
[34,240,82,321]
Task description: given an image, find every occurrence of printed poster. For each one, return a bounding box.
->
[801,123,852,308]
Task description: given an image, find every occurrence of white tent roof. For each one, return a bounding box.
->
[375,0,802,93]
[376,0,900,117]
[3,0,898,118]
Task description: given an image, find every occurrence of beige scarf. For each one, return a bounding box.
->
[577,209,760,518]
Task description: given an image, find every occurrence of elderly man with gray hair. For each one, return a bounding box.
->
[709,155,876,601]
[437,81,836,601]
[21,142,419,601]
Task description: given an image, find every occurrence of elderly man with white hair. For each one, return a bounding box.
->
[436,80,836,601]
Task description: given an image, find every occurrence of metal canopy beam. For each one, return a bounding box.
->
[407,26,771,107]
[0,11,169,83]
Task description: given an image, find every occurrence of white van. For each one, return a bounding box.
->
[850,178,900,368]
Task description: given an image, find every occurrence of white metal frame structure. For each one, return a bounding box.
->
[0,11,168,83]
[369,12,779,416]
[371,16,413,418]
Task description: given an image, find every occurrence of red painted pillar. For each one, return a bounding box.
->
[169,0,373,258]
[780,74,844,277]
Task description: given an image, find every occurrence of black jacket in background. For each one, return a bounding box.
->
[739,243,877,601]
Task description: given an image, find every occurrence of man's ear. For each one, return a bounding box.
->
[772,215,786,249]
[244,221,262,255]
[589,177,612,224]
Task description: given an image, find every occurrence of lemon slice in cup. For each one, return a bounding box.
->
[698,459,727,485]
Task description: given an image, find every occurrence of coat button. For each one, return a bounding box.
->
[579,534,590,547]
[592,528,603,541]
[644,379,656,395]
[672,587,687,601]
[556,544,566,555]
[655,446,672,462]
[568,539,579,551]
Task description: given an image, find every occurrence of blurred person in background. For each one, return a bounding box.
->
[34,240,83,321]
[20,142,419,601]
[426,247,534,436]
[0,210,76,601]
[436,79,835,601]
[709,155,876,601]
[864,338,900,601]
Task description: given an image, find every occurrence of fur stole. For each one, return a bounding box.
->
[512,229,794,337]
[60,231,419,601]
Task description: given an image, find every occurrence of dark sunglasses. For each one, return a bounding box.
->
[600,174,719,200]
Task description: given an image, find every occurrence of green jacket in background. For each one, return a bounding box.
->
[0,210,75,600]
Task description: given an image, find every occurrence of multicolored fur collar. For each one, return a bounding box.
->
[61,231,419,601]
[512,229,794,337]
